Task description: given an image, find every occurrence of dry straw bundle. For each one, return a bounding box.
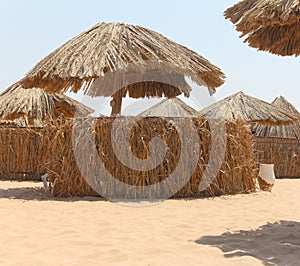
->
[224,0,300,56]
[41,117,256,198]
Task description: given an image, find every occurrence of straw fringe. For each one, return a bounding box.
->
[224,0,300,56]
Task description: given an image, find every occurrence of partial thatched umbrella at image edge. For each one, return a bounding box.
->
[0,83,94,126]
[253,96,300,139]
[20,22,225,115]
[199,91,298,126]
[224,0,300,56]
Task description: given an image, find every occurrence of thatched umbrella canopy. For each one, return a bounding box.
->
[20,22,225,115]
[253,96,300,138]
[0,83,93,126]
[138,97,198,117]
[199,91,298,125]
[224,0,300,56]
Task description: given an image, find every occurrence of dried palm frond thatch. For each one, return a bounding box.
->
[253,96,300,138]
[20,22,225,114]
[199,91,298,125]
[272,95,300,115]
[224,0,300,56]
[0,83,93,126]
[138,97,198,117]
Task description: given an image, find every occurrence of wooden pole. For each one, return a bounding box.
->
[110,91,123,115]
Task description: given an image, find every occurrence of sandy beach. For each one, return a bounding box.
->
[0,179,299,265]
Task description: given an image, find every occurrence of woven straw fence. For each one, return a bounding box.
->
[253,136,300,178]
[40,117,256,198]
[0,126,47,180]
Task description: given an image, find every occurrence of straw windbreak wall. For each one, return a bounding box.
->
[0,126,46,180]
[42,117,256,198]
[253,136,300,178]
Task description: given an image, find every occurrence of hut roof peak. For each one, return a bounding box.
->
[138,97,198,117]
[253,95,300,139]
[199,91,298,125]
[272,95,300,116]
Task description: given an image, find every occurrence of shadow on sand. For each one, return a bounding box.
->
[0,185,103,202]
[195,220,300,265]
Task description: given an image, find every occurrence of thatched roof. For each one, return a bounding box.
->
[0,83,93,126]
[20,22,225,98]
[224,0,300,56]
[253,96,300,138]
[272,96,300,115]
[199,91,298,125]
[138,97,198,117]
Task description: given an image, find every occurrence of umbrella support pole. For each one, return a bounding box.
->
[110,91,123,116]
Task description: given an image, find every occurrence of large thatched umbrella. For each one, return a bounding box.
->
[199,91,298,125]
[224,0,300,56]
[0,83,93,126]
[138,97,198,117]
[253,96,300,138]
[20,22,225,115]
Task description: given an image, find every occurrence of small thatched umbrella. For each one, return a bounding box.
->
[199,91,298,125]
[224,0,300,56]
[20,22,225,115]
[253,96,300,138]
[138,97,198,117]
[0,83,93,126]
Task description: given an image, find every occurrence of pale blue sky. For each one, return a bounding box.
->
[1,0,300,113]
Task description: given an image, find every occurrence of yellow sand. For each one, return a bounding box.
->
[0,179,299,265]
